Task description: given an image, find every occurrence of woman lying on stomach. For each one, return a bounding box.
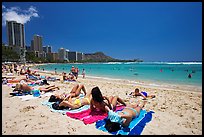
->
[105,101,147,132]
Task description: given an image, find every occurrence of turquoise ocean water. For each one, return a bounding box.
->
[32,62,202,87]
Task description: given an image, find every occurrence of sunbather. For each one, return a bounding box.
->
[90,86,126,113]
[62,72,76,81]
[4,77,33,83]
[105,101,147,132]
[51,84,87,100]
[14,83,59,93]
[129,88,155,100]
[58,91,92,109]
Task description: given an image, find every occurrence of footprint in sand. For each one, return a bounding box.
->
[71,127,76,132]
[20,106,37,113]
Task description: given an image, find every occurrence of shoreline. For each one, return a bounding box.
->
[2,64,202,135]
[30,64,202,93]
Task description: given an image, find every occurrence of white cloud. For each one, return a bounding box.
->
[2,5,39,26]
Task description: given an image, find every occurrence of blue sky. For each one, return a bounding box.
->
[2,2,202,61]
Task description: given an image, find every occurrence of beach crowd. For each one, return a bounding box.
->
[2,63,202,135]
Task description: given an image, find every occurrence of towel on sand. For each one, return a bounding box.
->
[66,105,125,125]
[17,92,53,101]
[95,109,154,135]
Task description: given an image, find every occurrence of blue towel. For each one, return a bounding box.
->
[10,91,31,96]
[40,75,46,79]
[95,109,154,135]
[28,75,39,80]
[64,80,76,82]
[27,83,37,87]
[41,100,90,115]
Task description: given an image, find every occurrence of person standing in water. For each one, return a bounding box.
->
[82,68,86,78]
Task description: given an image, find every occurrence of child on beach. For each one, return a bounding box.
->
[90,86,126,113]
[129,88,155,100]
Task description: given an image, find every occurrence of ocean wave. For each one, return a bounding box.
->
[165,62,202,65]
[140,62,202,65]
[103,62,123,64]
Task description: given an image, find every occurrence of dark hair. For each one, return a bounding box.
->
[52,100,69,110]
[135,88,139,92]
[105,119,121,132]
[48,95,62,102]
[91,86,104,102]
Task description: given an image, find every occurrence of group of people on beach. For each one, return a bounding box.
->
[62,66,86,81]
[2,63,155,133]
[48,83,155,132]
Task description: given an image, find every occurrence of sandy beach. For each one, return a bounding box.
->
[2,65,202,135]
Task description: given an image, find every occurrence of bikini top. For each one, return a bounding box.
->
[108,110,125,124]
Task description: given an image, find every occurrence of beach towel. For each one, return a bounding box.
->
[64,79,76,82]
[41,93,88,114]
[10,91,31,96]
[7,83,16,87]
[27,74,40,80]
[47,77,60,81]
[18,95,38,101]
[66,105,125,125]
[41,100,90,115]
[17,92,53,101]
[95,109,154,135]
[40,75,46,79]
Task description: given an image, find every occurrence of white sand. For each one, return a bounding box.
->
[2,67,202,135]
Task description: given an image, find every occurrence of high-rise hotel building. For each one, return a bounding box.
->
[31,34,43,58]
[6,21,25,48]
[6,20,26,63]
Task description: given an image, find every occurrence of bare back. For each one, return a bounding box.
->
[91,99,109,112]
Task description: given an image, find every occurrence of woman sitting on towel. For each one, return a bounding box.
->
[105,101,147,132]
[90,86,126,113]
[129,88,155,100]
[62,72,76,81]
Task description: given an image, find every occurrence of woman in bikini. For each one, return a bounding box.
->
[105,101,147,132]
[52,84,87,101]
[14,83,59,93]
[90,86,126,113]
[58,91,92,109]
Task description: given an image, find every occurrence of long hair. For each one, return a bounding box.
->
[91,86,104,102]
[105,119,121,132]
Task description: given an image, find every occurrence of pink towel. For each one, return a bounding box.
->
[66,105,125,125]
